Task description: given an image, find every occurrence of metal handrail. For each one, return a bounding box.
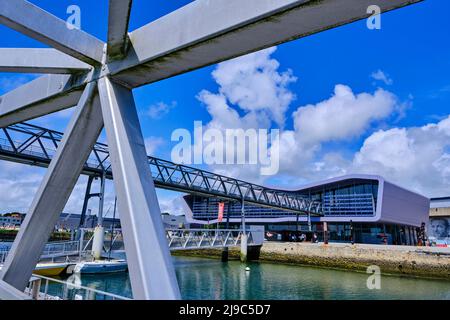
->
[1,240,83,262]
[27,274,131,300]
[166,228,255,249]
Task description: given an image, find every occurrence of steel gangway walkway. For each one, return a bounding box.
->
[166,229,259,250]
[0,122,322,215]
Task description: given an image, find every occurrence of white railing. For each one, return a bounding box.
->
[26,274,131,300]
[166,229,254,250]
[41,241,80,258]
[0,240,83,264]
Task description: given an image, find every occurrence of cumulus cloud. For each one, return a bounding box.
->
[158,196,187,216]
[349,116,450,196]
[0,162,42,213]
[191,47,406,186]
[145,136,165,156]
[0,162,117,217]
[371,70,393,85]
[188,47,296,182]
[145,101,177,119]
[293,84,398,146]
[207,47,297,127]
[267,85,401,185]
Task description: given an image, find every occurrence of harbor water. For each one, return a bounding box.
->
[52,256,450,300]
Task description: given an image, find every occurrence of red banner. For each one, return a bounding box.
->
[218,202,225,223]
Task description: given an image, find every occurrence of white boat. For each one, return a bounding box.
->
[73,260,128,274]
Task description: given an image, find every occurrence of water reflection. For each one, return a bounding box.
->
[34,256,450,300]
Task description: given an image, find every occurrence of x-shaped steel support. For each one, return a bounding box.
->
[0,0,421,300]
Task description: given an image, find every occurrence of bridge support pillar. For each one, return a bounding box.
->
[240,233,248,263]
[92,226,104,260]
[0,82,103,291]
[98,77,180,300]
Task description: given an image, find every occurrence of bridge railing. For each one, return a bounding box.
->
[166,229,258,250]
[0,240,82,263]
[26,274,131,300]
[40,241,80,258]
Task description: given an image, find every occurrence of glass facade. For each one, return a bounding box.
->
[187,195,294,220]
[300,181,379,217]
[318,222,417,245]
[255,222,419,246]
[188,181,379,221]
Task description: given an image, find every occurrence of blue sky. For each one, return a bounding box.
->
[1,0,450,216]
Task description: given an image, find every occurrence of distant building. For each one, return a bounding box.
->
[183,174,430,245]
[57,213,121,230]
[0,213,24,227]
[162,214,189,229]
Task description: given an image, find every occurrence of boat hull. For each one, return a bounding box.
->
[34,263,70,276]
[74,261,128,274]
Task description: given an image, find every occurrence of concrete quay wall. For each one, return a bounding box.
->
[173,242,450,279]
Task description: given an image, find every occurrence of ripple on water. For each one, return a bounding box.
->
[48,256,450,300]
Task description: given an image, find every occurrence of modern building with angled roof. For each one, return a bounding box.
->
[183,174,430,245]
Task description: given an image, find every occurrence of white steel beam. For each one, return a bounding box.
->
[0,81,103,291]
[0,74,90,127]
[98,77,181,300]
[0,48,92,74]
[0,0,104,65]
[0,280,31,300]
[107,0,133,61]
[109,0,422,88]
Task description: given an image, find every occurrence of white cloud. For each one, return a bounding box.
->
[265,85,401,185]
[197,91,271,131]
[190,47,296,182]
[191,48,405,187]
[0,161,119,219]
[158,195,187,216]
[145,136,165,156]
[371,70,393,85]
[208,47,297,127]
[293,84,398,146]
[0,162,42,213]
[349,116,450,196]
[145,101,176,119]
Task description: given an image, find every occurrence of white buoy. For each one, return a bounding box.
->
[245,267,250,272]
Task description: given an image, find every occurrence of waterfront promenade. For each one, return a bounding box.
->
[174,242,450,279]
